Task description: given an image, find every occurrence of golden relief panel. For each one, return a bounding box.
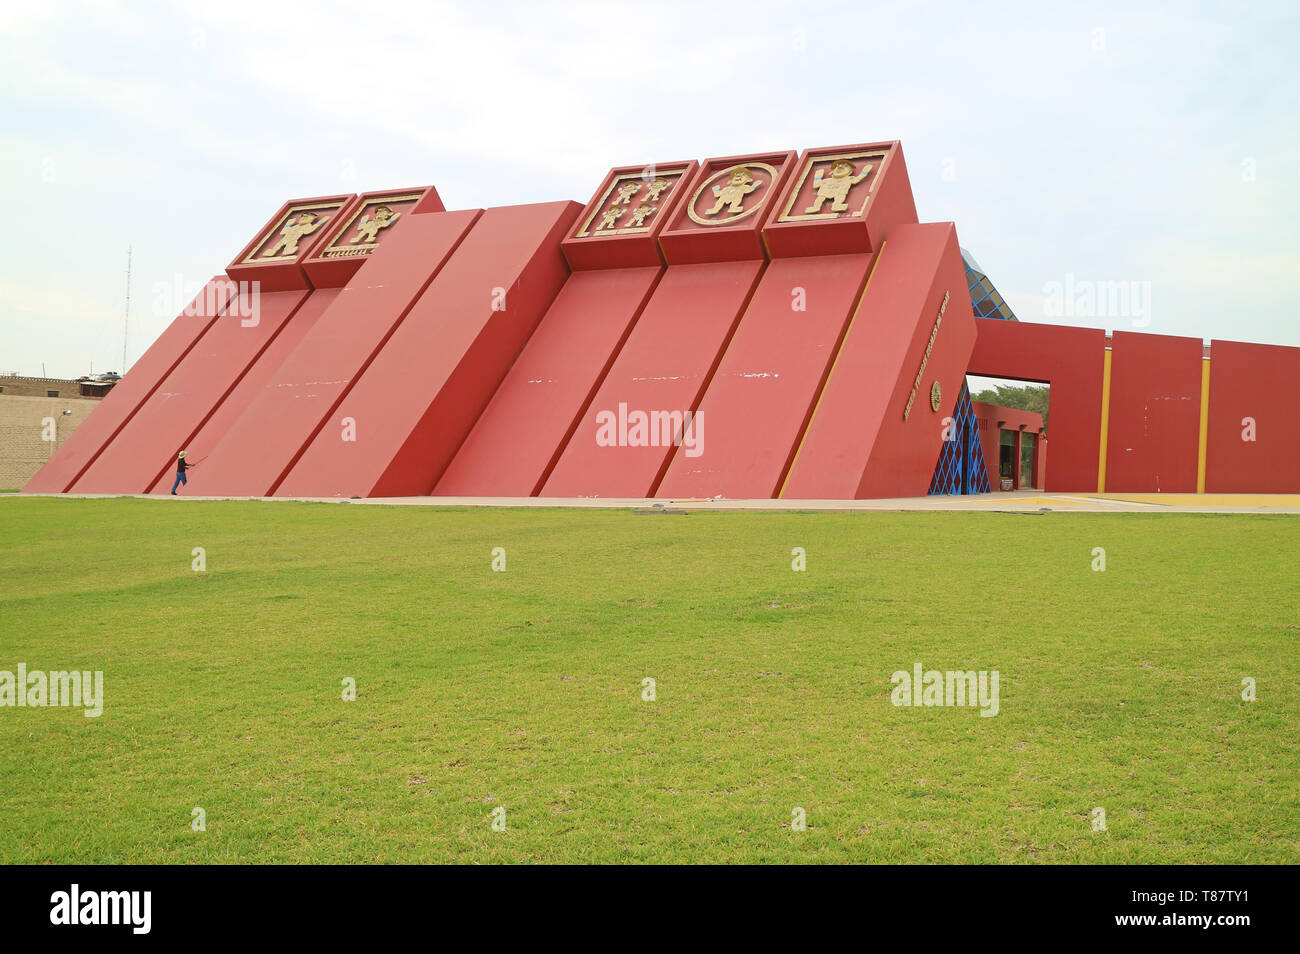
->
[241,200,347,263]
[776,151,889,223]
[573,168,689,238]
[318,193,423,259]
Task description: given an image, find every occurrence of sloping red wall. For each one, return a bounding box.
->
[434,266,662,497]
[656,253,874,498]
[275,201,581,498]
[143,288,340,495]
[196,210,481,497]
[541,259,764,498]
[70,289,310,494]
[783,223,974,499]
[1205,339,1300,492]
[968,319,1107,493]
[22,278,235,493]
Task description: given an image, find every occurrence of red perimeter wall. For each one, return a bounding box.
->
[1205,339,1300,492]
[968,319,1106,493]
[969,323,1300,495]
[1104,330,1203,493]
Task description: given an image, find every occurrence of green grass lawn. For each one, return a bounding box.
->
[0,498,1295,864]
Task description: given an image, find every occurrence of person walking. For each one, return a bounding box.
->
[171,451,197,495]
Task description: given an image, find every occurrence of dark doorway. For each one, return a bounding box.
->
[999,430,1016,485]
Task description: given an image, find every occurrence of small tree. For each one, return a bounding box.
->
[973,384,1049,429]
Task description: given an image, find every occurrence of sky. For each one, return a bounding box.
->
[1,0,1297,379]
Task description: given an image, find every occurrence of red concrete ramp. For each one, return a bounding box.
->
[275,200,581,498]
[22,278,235,493]
[144,287,341,495]
[69,290,311,494]
[656,253,875,498]
[541,259,764,498]
[782,223,976,499]
[655,141,917,499]
[435,160,695,498]
[196,210,481,497]
[434,266,661,497]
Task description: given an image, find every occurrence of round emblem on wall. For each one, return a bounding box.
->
[930,381,942,412]
[687,162,780,227]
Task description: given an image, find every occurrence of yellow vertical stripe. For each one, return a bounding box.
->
[1196,357,1211,493]
[1097,348,1113,493]
[776,242,886,498]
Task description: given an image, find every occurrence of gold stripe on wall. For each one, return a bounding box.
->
[1097,347,1113,493]
[1196,357,1211,493]
[777,242,886,498]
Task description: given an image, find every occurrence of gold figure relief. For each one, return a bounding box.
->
[706,167,760,216]
[318,193,422,259]
[687,162,780,227]
[805,159,871,214]
[644,177,672,202]
[777,151,887,223]
[261,210,328,258]
[573,168,687,237]
[352,205,400,244]
[596,206,625,231]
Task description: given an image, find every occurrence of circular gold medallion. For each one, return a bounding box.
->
[687,162,781,226]
[930,381,942,412]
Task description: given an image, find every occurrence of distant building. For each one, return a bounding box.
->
[0,375,113,489]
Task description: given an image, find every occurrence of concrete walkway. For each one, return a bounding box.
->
[9,490,1300,513]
